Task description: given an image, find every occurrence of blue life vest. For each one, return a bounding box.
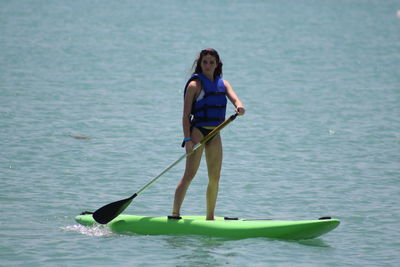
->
[184,73,227,127]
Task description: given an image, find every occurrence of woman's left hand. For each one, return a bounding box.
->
[236,106,245,115]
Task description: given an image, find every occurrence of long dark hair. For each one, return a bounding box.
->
[192,48,223,79]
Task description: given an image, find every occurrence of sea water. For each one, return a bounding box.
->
[1,0,399,266]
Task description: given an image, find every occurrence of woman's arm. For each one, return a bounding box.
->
[224,80,245,115]
[182,80,201,150]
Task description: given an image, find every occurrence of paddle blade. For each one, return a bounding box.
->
[93,194,137,224]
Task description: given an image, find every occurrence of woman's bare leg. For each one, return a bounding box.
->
[205,134,223,220]
[172,128,204,216]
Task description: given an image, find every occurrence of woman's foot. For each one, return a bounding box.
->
[167,215,182,220]
[168,212,182,220]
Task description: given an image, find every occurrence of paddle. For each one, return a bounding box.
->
[92,113,239,224]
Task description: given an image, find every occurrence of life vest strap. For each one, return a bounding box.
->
[193,104,227,113]
[203,91,226,98]
[192,117,226,124]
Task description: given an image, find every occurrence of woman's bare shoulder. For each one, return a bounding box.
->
[187,79,202,92]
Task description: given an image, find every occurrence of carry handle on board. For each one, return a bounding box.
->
[92,113,239,224]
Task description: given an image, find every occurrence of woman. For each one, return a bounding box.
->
[170,48,245,220]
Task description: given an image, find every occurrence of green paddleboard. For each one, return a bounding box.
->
[75,214,340,240]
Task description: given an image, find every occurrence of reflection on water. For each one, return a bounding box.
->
[295,238,331,248]
[163,233,331,267]
[163,235,238,266]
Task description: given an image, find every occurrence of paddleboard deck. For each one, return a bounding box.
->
[75,213,340,240]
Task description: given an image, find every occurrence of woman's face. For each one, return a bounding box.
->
[200,54,218,78]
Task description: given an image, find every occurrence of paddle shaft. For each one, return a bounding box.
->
[134,113,238,197]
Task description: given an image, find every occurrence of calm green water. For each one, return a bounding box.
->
[1,0,399,266]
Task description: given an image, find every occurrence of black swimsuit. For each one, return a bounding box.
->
[181,126,216,147]
[195,126,214,137]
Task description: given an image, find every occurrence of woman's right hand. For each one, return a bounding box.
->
[185,140,194,154]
